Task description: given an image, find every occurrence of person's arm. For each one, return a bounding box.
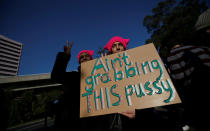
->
[51,41,73,84]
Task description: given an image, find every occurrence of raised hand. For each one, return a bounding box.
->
[64,40,73,56]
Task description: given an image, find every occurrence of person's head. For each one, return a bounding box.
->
[194,9,210,46]
[195,9,210,32]
[104,36,129,54]
[77,50,94,64]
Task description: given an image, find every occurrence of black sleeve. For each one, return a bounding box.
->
[51,52,71,84]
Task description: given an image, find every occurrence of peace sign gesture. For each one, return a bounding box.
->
[64,40,73,56]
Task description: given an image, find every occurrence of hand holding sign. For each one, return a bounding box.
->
[119,110,135,119]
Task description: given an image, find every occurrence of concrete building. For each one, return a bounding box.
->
[0,73,61,91]
[0,35,23,78]
[0,73,62,130]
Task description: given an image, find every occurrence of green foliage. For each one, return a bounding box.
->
[143,0,208,57]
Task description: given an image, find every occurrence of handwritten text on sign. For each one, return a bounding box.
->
[80,44,181,117]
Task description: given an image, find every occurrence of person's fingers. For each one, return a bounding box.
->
[119,111,129,115]
[66,40,69,47]
[119,112,126,115]
[101,53,104,57]
[119,111,135,119]
[101,52,107,57]
[119,110,135,115]
[64,45,67,51]
[69,41,73,49]
[119,112,132,118]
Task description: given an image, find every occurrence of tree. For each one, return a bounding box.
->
[143,0,208,57]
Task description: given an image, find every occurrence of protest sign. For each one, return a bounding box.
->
[80,43,181,118]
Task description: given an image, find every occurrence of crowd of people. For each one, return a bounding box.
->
[0,8,209,131]
[51,9,210,131]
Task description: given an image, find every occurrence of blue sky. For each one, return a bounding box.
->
[0,0,209,75]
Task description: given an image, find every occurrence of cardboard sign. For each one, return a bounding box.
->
[80,43,181,118]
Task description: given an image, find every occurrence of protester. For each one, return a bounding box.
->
[51,41,95,131]
[103,36,144,131]
[104,36,184,131]
[165,9,210,130]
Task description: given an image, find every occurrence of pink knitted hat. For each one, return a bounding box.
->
[77,50,94,62]
[104,36,130,52]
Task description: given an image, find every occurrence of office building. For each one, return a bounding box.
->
[0,35,23,78]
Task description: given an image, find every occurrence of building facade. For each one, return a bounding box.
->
[0,35,23,78]
[0,73,62,130]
